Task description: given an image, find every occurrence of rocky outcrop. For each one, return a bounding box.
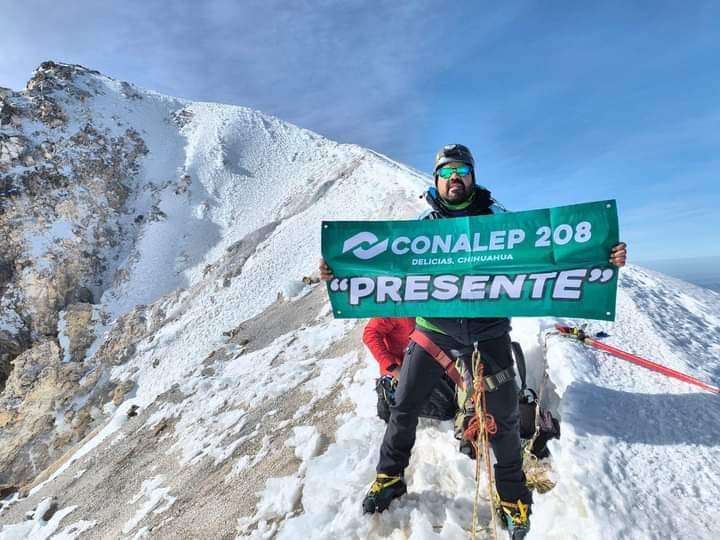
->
[0,60,149,343]
[0,341,79,485]
[93,304,162,367]
[0,134,29,169]
[59,303,96,363]
[0,61,153,486]
[26,61,100,98]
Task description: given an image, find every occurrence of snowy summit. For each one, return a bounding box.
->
[0,61,719,539]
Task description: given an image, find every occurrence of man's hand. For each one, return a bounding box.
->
[609,242,627,267]
[388,367,401,381]
[319,258,334,281]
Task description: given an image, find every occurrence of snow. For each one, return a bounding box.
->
[24,219,76,272]
[51,520,97,540]
[530,268,720,539]
[286,426,322,464]
[0,499,79,540]
[141,318,357,467]
[0,298,23,334]
[4,65,719,539]
[56,310,71,363]
[229,280,720,540]
[122,476,176,535]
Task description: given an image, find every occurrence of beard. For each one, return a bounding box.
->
[445,181,468,203]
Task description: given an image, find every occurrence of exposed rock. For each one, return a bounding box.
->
[0,329,29,392]
[120,81,142,100]
[40,498,58,521]
[19,269,81,337]
[0,173,16,199]
[200,366,215,377]
[112,380,135,406]
[66,286,94,305]
[60,303,96,363]
[51,431,72,452]
[0,483,18,498]
[25,61,99,96]
[0,259,13,285]
[0,341,68,485]
[33,96,67,128]
[0,134,29,168]
[70,407,92,436]
[171,107,193,129]
[175,174,191,195]
[93,305,149,367]
[78,367,101,391]
[0,99,21,128]
[39,141,55,160]
[17,167,70,196]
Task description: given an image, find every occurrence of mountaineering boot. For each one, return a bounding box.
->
[497,499,531,539]
[362,473,407,514]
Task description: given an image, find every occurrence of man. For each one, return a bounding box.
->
[320,144,627,537]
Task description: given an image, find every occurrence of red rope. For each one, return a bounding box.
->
[555,324,720,395]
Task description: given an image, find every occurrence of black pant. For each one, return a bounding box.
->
[376,330,532,505]
[376,375,457,423]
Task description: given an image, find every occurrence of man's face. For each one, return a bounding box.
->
[436,161,473,203]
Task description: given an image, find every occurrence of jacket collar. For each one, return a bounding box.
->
[425,186,494,217]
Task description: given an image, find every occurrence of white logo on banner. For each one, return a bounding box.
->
[342,232,389,260]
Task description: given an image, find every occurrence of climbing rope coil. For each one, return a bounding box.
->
[466,350,500,540]
[465,333,559,539]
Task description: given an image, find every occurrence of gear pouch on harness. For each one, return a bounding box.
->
[512,341,561,458]
[455,341,560,459]
[518,388,560,459]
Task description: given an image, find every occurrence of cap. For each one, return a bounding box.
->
[433,143,475,174]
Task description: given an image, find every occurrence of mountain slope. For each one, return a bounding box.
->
[0,61,427,493]
[1,63,719,540]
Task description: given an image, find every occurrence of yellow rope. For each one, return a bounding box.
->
[470,348,499,540]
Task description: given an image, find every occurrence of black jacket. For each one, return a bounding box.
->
[417,186,512,345]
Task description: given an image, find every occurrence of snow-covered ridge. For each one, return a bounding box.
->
[0,60,428,496]
[2,62,719,539]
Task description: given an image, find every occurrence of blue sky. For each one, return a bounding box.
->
[2,1,719,261]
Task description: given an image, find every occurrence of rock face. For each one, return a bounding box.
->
[0,61,154,485]
[59,303,96,363]
[0,341,73,485]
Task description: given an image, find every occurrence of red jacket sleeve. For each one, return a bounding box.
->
[363,318,403,374]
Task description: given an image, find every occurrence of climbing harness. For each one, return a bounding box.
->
[410,330,465,389]
[410,330,517,393]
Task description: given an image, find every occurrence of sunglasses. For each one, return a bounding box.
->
[437,165,472,179]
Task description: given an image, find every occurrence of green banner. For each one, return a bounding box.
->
[322,200,619,320]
